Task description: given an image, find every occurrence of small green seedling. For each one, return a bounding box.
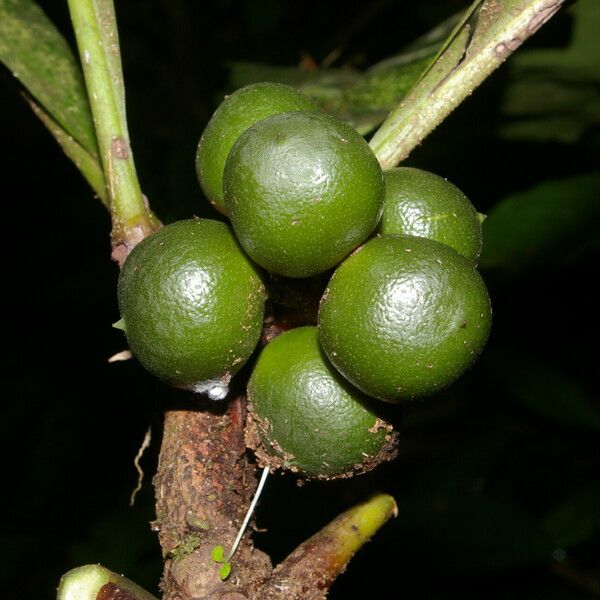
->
[170,534,203,562]
[210,545,231,581]
[219,563,232,581]
[210,545,224,562]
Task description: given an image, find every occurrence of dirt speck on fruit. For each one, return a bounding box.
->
[245,402,298,473]
[368,418,392,434]
[246,393,399,480]
[348,243,367,259]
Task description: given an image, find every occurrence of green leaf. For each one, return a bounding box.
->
[368,3,475,166]
[384,10,463,61]
[369,0,566,168]
[229,58,433,136]
[392,434,555,573]
[0,0,98,158]
[480,173,600,271]
[543,481,600,548]
[228,60,359,96]
[211,545,224,563]
[502,357,600,432]
[219,562,231,581]
[227,12,459,136]
[331,57,432,135]
[499,0,600,143]
[26,97,108,206]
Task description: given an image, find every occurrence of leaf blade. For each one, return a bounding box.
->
[480,173,600,271]
[26,97,108,207]
[0,0,99,158]
[503,356,600,432]
[499,0,600,143]
[543,481,600,548]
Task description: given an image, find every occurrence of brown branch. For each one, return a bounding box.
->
[260,494,398,600]
[153,395,271,600]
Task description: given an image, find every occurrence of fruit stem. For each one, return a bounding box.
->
[369,0,564,169]
[226,466,270,563]
[67,0,158,263]
[260,493,397,599]
[57,564,159,600]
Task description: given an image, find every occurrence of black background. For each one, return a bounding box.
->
[1,1,598,598]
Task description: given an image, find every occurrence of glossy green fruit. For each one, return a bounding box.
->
[196,82,320,213]
[224,110,384,278]
[319,235,491,402]
[247,327,397,479]
[117,219,266,399]
[377,167,483,263]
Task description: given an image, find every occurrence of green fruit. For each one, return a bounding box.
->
[224,111,384,278]
[378,167,482,263]
[117,219,266,398]
[319,235,491,402]
[247,326,397,479]
[196,82,320,213]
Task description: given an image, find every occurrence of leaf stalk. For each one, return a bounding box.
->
[370,0,565,169]
[67,0,157,261]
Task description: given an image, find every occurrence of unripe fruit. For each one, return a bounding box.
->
[117,219,266,398]
[377,167,483,263]
[196,83,320,214]
[224,110,384,278]
[246,327,397,479]
[319,235,491,402]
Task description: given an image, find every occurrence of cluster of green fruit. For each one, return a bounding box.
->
[117,83,492,479]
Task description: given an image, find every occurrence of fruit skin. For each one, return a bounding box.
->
[196,82,320,214]
[117,219,266,395]
[224,110,384,278]
[377,167,482,263]
[318,235,491,402]
[246,326,397,479]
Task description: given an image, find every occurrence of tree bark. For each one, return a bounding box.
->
[154,395,271,600]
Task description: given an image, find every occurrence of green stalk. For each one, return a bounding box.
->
[261,493,397,598]
[369,0,564,169]
[57,564,158,600]
[67,0,156,261]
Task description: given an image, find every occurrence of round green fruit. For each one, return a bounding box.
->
[223,110,384,278]
[196,82,320,214]
[246,326,397,479]
[117,219,266,399]
[377,167,483,263]
[318,235,491,402]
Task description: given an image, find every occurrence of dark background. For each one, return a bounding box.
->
[1,1,599,598]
